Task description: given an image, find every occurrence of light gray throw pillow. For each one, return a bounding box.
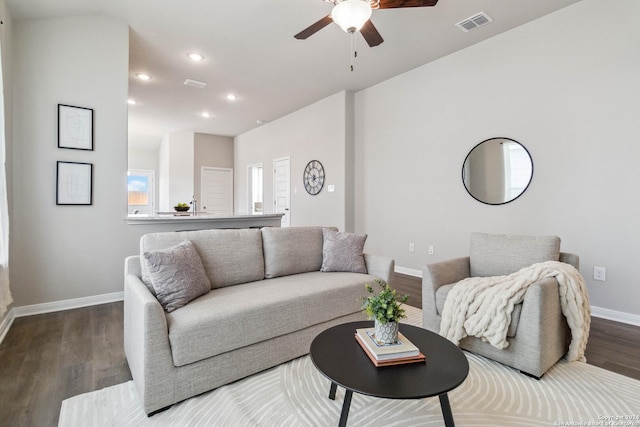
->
[262,226,333,278]
[320,228,368,273]
[142,240,211,312]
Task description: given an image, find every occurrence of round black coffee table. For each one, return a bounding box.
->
[310,321,469,427]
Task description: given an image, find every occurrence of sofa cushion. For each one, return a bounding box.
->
[262,226,336,278]
[321,228,367,273]
[143,240,211,312]
[470,232,560,277]
[435,283,521,338]
[141,229,264,289]
[166,271,374,367]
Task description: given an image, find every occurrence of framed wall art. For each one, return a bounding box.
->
[58,104,94,150]
[56,161,93,205]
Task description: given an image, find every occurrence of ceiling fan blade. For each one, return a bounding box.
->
[378,0,438,9]
[294,15,333,40]
[360,20,384,47]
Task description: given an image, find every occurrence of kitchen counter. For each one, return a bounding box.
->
[126,213,283,229]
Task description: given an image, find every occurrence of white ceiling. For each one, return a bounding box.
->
[7,0,581,145]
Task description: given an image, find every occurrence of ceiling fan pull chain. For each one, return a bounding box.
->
[350,32,357,72]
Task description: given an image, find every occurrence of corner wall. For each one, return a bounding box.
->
[0,0,13,326]
[10,15,131,306]
[354,0,640,318]
[234,91,353,230]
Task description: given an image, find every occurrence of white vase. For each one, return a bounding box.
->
[374,319,399,345]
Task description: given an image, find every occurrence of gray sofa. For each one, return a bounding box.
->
[422,232,579,379]
[124,226,394,415]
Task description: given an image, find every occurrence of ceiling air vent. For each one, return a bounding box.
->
[456,12,493,32]
[184,79,207,89]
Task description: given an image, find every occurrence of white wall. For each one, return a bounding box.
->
[0,0,13,325]
[354,0,640,318]
[10,15,131,305]
[167,131,194,209]
[234,91,353,230]
[158,133,169,211]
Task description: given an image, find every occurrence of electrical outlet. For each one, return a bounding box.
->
[409,243,415,253]
[428,246,434,255]
[593,266,606,282]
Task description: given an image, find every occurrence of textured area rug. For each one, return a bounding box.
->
[59,307,640,426]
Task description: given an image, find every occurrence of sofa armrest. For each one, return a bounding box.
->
[125,255,142,278]
[364,254,395,284]
[124,273,175,414]
[559,252,579,270]
[515,277,569,376]
[422,257,471,292]
[422,257,470,329]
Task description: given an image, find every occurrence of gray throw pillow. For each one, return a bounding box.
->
[142,240,211,312]
[321,228,368,273]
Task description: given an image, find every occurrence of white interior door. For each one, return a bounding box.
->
[273,157,290,227]
[201,167,233,215]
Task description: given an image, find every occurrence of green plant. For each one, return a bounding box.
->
[361,279,409,324]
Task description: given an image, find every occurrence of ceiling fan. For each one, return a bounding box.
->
[294,0,439,48]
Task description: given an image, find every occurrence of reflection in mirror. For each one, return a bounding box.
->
[248,163,263,215]
[462,138,533,205]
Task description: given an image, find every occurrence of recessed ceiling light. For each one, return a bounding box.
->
[226,93,237,101]
[136,73,152,81]
[187,52,204,62]
[127,99,137,105]
[201,112,212,118]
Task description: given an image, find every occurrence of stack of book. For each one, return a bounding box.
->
[355,328,426,367]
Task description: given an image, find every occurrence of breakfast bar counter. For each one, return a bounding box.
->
[126,213,283,230]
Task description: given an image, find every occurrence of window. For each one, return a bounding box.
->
[128,169,155,216]
[503,142,532,200]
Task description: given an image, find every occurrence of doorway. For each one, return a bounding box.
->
[273,157,290,227]
[247,163,263,215]
[201,167,233,215]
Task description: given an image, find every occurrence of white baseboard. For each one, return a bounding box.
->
[11,291,124,318]
[394,265,640,327]
[395,266,422,278]
[590,305,640,327]
[0,309,15,345]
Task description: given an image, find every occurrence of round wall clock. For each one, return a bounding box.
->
[303,160,325,195]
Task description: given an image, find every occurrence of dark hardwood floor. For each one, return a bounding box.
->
[0,274,638,426]
[0,303,132,427]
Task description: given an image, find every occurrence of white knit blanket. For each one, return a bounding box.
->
[439,260,590,362]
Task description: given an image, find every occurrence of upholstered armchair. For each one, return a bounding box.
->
[422,232,580,379]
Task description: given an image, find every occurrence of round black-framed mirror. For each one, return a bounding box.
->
[462,137,533,205]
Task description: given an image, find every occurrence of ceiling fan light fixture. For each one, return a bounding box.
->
[187,52,204,62]
[332,0,372,34]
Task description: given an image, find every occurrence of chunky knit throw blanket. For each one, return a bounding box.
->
[440,260,590,362]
